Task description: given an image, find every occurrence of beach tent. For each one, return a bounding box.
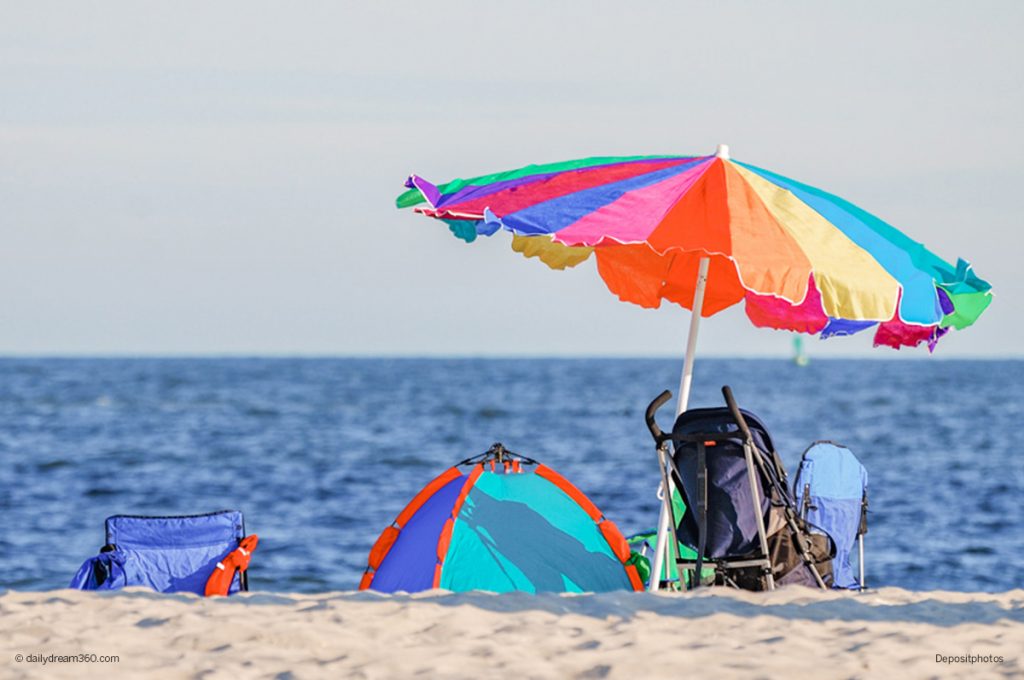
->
[360,444,644,593]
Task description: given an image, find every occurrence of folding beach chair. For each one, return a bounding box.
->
[794,441,868,589]
[645,386,833,591]
[70,510,258,597]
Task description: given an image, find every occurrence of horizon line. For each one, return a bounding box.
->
[0,352,1020,361]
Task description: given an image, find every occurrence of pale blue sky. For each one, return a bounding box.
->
[1,2,1020,357]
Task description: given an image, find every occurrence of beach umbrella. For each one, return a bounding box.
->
[396,144,992,588]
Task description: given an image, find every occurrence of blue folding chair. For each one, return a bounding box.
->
[70,511,258,596]
[793,442,868,590]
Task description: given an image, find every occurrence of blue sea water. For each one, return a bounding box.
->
[1,358,1021,593]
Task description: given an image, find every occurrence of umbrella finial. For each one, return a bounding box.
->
[715,144,730,159]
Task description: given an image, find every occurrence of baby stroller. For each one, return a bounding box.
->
[645,386,833,591]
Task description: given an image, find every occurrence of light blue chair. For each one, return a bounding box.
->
[793,442,868,589]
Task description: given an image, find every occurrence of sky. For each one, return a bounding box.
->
[1,2,1021,357]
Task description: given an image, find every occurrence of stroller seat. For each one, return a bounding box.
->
[69,511,258,597]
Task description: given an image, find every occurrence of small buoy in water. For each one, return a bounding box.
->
[793,336,809,367]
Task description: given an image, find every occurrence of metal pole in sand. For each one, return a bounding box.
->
[648,253,712,591]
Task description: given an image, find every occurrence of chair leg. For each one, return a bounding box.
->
[858,534,866,591]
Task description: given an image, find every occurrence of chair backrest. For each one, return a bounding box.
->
[670,407,783,560]
[104,511,245,595]
[794,442,867,588]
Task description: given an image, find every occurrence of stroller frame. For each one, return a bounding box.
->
[646,386,829,591]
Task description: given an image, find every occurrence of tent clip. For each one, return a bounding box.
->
[457,442,538,472]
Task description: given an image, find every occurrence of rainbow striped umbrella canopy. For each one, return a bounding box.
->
[397,147,991,351]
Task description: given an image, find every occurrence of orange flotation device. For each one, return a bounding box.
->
[204,535,258,597]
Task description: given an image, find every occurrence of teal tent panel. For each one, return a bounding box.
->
[475,472,618,556]
[439,472,632,593]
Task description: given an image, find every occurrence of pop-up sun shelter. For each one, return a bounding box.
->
[360,444,643,593]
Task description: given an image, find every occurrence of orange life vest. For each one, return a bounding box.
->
[204,534,259,597]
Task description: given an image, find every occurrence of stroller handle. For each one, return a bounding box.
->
[645,390,673,441]
[721,385,754,442]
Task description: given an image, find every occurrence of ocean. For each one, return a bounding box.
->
[1,358,1021,593]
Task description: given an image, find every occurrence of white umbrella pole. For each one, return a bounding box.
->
[648,256,710,591]
[676,257,711,415]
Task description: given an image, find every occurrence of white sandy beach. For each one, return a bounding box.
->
[1,586,1020,679]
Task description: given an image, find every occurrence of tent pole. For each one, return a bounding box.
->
[649,256,710,592]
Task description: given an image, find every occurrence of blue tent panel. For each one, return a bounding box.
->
[369,474,466,593]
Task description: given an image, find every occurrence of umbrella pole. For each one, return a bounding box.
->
[676,257,710,415]
[649,256,710,591]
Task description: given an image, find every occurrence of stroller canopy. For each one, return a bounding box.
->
[361,445,643,594]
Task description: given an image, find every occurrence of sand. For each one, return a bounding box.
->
[1,586,1021,679]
